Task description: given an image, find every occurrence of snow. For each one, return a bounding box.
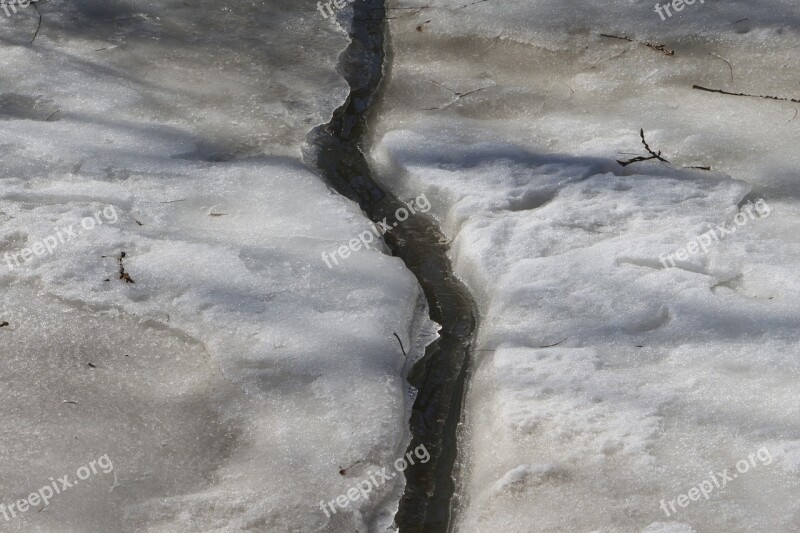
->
[374,0,800,530]
[4,0,799,529]
[0,1,437,531]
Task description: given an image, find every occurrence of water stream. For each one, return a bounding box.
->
[303,1,477,531]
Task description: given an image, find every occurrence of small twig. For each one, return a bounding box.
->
[62,400,78,405]
[158,198,186,204]
[539,337,567,348]
[0,321,9,328]
[692,85,800,104]
[393,332,407,356]
[639,129,667,161]
[642,41,673,56]
[617,155,655,167]
[118,251,135,284]
[785,108,798,124]
[617,129,670,166]
[686,165,711,171]
[600,33,674,56]
[339,460,362,476]
[708,53,734,83]
[45,109,60,121]
[600,33,633,42]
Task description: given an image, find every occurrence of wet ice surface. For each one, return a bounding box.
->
[0,1,437,531]
[373,0,800,531]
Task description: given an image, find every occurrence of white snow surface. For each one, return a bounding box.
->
[0,1,437,532]
[373,0,800,531]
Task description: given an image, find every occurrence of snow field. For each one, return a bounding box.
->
[374,0,800,530]
[0,0,438,531]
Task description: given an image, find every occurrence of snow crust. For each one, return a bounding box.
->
[0,1,436,531]
[374,0,800,530]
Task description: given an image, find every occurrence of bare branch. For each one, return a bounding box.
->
[600,33,674,56]
[692,84,800,103]
[617,129,670,166]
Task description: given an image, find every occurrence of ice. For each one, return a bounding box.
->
[0,0,437,531]
[373,0,800,530]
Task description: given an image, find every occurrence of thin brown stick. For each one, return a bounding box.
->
[692,84,800,104]
[617,129,670,167]
[393,332,406,356]
[600,33,633,42]
[339,460,362,476]
[600,33,674,56]
[708,53,734,83]
[539,338,567,348]
[642,41,674,56]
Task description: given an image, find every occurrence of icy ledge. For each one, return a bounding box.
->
[0,0,438,531]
